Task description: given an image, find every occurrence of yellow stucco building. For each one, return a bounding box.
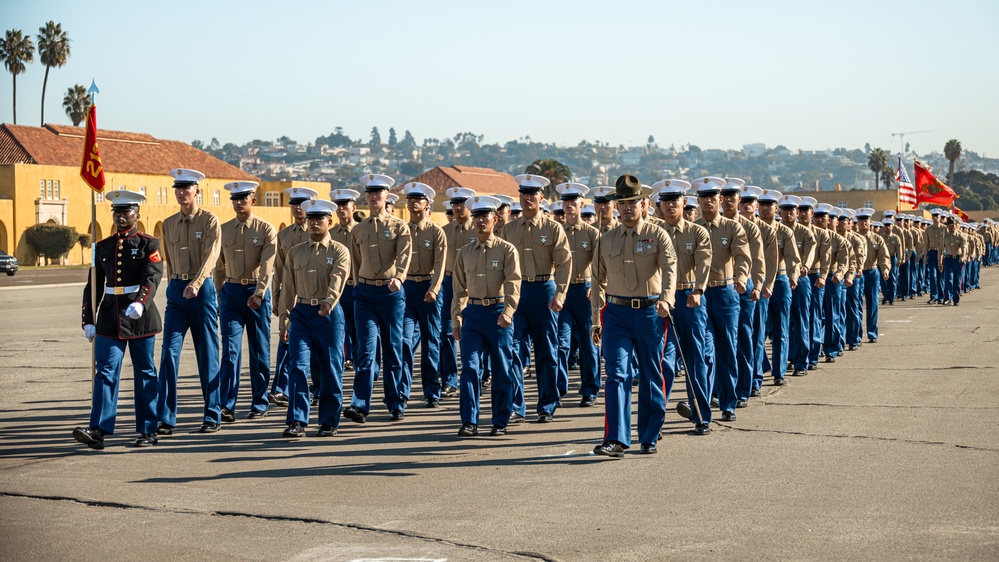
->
[0,124,327,265]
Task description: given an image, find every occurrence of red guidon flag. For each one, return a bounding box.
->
[80,105,106,192]
[913,160,956,206]
[953,206,970,223]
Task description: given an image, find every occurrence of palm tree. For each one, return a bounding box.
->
[867,148,888,190]
[37,21,71,126]
[944,139,962,187]
[62,84,90,126]
[525,158,572,200]
[0,29,35,124]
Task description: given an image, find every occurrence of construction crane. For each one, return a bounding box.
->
[891,130,931,156]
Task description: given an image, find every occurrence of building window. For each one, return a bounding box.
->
[96,191,104,203]
[40,180,45,199]
[264,192,280,207]
[118,185,125,191]
[139,186,146,197]
[213,190,220,206]
[196,192,203,206]
[837,201,848,208]
[46,180,53,199]
[863,200,874,208]
[54,180,60,199]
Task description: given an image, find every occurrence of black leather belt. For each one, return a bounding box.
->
[359,277,392,286]
[707,278,733,287]
[227,277,257,285]
[523,274,553,282]
[468,296,504,306]
[407,274,432,282]
[607,295,658,309]
[170,273,192,281]
[297,297,324,305]
[571,277,591,284]
[676,282,695,290]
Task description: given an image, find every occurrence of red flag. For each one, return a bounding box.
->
[913,160,956,206]
[953,206,970,223]
[80,105,106,192]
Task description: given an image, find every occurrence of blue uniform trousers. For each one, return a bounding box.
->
[271,340,290,395]
[601,302,667,448]
[438,275,459,389]
[846,275,864,346]
[341,283,357,363]
[91,335,158,435]
[789,277,812,371]
[927,250,941,300]
[459,303,514,427]
[219,283,271,414]
[403,279,443,401]
[942,257,963,303]
[735,279,757,402]
[883,256,899,304]
[511,280,560,417]
[351,283,407,414]
[912,253,923,296]
[862,269,882,340]
[767,275,792,379]
[287,303,344,427]
[807,273,826,365]
[752,292,770,392]
[158,278,220,426]
[822,278,846,358]
[559,282,600,400]
[663,289,710,425]
[555,305,572,398]
[704,285,740,413]
[899,252,911,297]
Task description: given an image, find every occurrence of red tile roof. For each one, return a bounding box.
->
[0,123,257,181]
[404,165,520,199]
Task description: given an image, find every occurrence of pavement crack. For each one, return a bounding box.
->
[0,491,556,561]
[712,425,999,452]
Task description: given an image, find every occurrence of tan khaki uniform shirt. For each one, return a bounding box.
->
[786,221,816,277]
[662,218,711,293]
[278,234,350,332]
[925,223,946,252]
[846,231,868,282]
[350,212,412,283]
[884,230,904,260]
[940,231,968,266]
[599,218,619,235]
[408,217,447,296]
[591,217,678,327]
[755,218,780,292]
[694,214,751,285]
[564,220,600,282]
[162,206,221,291]
[826,230,851,280]
[861,231,891,276]
[733,214,766,291]
[764,219,802,284]
[443,217,477,275]
[329,219,357,284]
[809,224,833,276]
[451,234,521,332]
[214,214,277,299]
[274,222,310,296]
[501,214,572,302]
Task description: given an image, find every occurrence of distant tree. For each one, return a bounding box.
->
[905,142,911,154]
[867,148,888,190]
[453,131,482,151]
[209,137,221,152]
[944,139,962,187]
[647,135,655,145]
[0,29,35,124]
[191,139,205,150]
[77,232,90,263]
[525,158,572,200]
[397,130,417,153]
[36,21,70,126]
[864,142,871,154]
[277,135,295,146]
[62,84,90,126]
[24,224,78,264]
[388,127,397,147]
[688,145,702,154]
[399,160,423,177]
[369,127,381,149]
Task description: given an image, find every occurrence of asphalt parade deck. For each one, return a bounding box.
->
[1,270,997,561]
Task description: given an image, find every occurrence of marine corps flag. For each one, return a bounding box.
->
[913,160,956,206]
[953,206,970,223]
[80,105,106,192]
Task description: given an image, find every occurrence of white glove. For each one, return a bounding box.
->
[83,324,96,343]
[125,302,144,319]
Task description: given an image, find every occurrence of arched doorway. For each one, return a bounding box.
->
[136,221,146,233]
[153,221,163,239]
[279,222,287,231]
[0,219,8,254]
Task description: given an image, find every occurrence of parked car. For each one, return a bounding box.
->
[0,249,18,276]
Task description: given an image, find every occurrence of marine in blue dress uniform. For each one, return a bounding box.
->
[75,190,163,449]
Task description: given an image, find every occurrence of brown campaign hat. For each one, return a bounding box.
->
[608,174,651,202]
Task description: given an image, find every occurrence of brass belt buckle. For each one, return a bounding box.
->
[113,286,125,295]
[180,274,190,281]
[241,278,250,285]
[310,298,320,306]
[631,298,641,309]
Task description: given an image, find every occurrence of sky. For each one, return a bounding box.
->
[4,0,999,157]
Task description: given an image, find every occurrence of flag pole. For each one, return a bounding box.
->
[87,80,100,384]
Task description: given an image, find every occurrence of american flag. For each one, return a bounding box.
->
[896,157,917,208]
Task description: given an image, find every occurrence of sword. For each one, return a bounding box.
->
[667,313,705,426]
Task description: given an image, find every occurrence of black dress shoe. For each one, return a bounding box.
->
[508,413,525,424]
[283,422,305,438]
[156,422,173,436]
[825,356,836,363]
[579,396,597,407]
[676,401,693,420]
[248,410,267,420]
[848,344,857,351]
[694,423,711,435]
[198,422,220,433]
[134,433,158,447]
[954,301,960,306]
[73,426,106,450]
[390,410,405,421]
[490,425,506,436]
[343,406,366,423]
[425,398,440,408]
[710,397,720,408]
[537,412,553,423]
[482,375,491,388]
[736,399,748,409]
[315,425,337,437]
[442,385,458,397]
[720,411,736,422]
[343,359,354,371]
[593,441,625,458]
[868,337,877,343]
[268,392,289,407]
[792,369,807,377]
[774,376,788,386]
[457,423,478,437]
[639,443,658,455]
[807,363,818,371]
[750,388,761,397]
[310,396,319,407]
[221,408,236,423]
